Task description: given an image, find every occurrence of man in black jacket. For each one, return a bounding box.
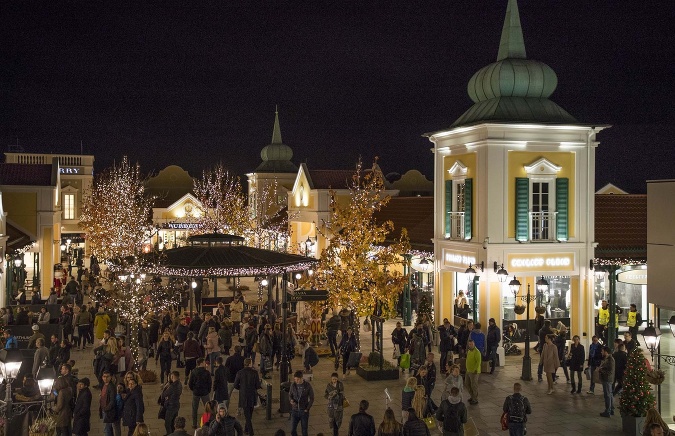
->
[233,358,261,436]
[73,377,92,436]
[486,318,501,374]
[391,322,409,369]
[289,370,315,436]
[224,346,244,398]
[213,356,229,406]
[347,400,375,436]
[189,358,212,429]
[99,372,117,436]
[326,312,341,357]
[438,319,455,374]
[161,371,183,435]
[208,403,243,436]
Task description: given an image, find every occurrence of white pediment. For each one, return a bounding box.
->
[524,157,562,176]
[448,161,468,178]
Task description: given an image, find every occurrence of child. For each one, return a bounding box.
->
[114,383,125,436]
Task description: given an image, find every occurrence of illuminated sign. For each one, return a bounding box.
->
[162,222,203,230]
[617,269,648,285]
[442,249,477,269]
[507,253,576,273]
[60,167,83,174]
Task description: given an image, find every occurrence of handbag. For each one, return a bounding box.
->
[584,367,591,380]
[422,416,435,430]
[592,367,602,384]
[342,397,350,408]
[158,405,166,419]
[501,411,509,430]
[399,352,411,369]
[392,344,401,359]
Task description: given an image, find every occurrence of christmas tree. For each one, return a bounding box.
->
[619,347,655,417]
[415,293,434,324]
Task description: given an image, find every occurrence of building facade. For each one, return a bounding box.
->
[428,0,606,341]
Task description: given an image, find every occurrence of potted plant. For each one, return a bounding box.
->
[29,415,56,436]
[513,305,526,315]
[645,368,666,385]
[620,347,655,435]
[534,306,546,315]
[356,352,400,381]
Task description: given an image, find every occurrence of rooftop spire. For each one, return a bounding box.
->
[271,105,283,144]
[497,0,526,61]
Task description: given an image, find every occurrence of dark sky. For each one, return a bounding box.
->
[2,1,674,193]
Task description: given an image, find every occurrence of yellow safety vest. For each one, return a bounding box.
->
[627,311,637,327]
[598,307,610,325]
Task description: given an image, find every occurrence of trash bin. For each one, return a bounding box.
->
[279,381,292,414]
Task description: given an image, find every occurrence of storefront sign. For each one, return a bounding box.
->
[60,167,83,174]
[507,252,576,273]
[617,268,648,285]
[62,234,86,243]
[442,249,477,269]
[163,222,203,230]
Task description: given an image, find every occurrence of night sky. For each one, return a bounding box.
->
[2,1,674,193]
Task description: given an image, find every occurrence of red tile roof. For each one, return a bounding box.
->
[594,194,647,259]
[0,163,54,186]
[374,196,434,251]
[307,170,355,190]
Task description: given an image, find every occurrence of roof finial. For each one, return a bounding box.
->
[271,106,283,144]
[497,0,526,61]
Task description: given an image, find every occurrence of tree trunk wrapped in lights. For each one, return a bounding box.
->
[311,159,410,320]
[80,156,156,263]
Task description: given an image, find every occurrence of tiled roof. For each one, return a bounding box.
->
[374,196,434,251]
[307,170,355,190]
[0,163,53,186]
[594,194,647,259]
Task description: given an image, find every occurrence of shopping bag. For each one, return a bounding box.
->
[392,344,401,359]
[584,367,591,380]
[346,352,362,369]
[399,352,411,369]
[500,412,509,430]
[422,416,435,430]
[592,367,602,384]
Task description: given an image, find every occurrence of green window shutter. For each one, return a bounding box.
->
[464,178,473,240]
[515,178,529,241]
[556,177,569,241]
[445,180,453,236]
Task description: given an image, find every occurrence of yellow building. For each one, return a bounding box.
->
[427,0,607,342]
[1,158,62,303]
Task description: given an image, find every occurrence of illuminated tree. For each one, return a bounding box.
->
[620,347,655,417]
[312,159,410,318]
[80,156,155,262]
[248,178,294,251]
[193,164,248,236]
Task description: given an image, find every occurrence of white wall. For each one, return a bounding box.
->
[647,180,675,309]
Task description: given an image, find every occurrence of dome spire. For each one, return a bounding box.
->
[271,104,283,144]
[497,0,526,61]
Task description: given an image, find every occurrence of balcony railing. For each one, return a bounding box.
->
[446,212,466,240]
[529,211,557,241]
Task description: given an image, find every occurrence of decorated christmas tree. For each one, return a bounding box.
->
[415,294,434,324]
[620,347,655,417]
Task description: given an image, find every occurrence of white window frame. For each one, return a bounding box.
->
[63,192,76,220]
[447,161,468,240]
[524,158,561,242]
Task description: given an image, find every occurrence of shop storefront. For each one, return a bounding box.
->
[158,222,202,250]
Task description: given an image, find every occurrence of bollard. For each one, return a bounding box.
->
[265,380,272,420]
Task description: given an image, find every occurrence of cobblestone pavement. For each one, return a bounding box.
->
[72,315,625,436]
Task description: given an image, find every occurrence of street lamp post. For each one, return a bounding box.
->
[0,348,24,436]
[511,276,549,381]
[402,254,412,326]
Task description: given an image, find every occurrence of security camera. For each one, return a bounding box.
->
[482,237,489,250]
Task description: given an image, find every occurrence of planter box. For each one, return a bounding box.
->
[356,365,400,381]
[621,415,645,435]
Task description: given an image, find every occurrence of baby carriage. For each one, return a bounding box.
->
[503,324,522,356]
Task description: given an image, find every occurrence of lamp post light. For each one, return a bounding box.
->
[0,348,24,435]
[494,262,509,283]
[36,366,56,398]
[642,321,675,366]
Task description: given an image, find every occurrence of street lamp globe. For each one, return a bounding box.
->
[642,322,662,355]
[191,279,197,289]
[13,254,22,268]
[295,273,302,280]
[496,265,509,283]
[668,315,675,338]
[465,265,476,282]
[36,366,56,396]
[261,279,269,287]
[508,276,521,295]
[536,276,549,293]
[0,348,23,381]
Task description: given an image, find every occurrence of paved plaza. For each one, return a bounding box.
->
[70,313,627,436]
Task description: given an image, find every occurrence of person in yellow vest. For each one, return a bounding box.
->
[596,300,610,341]
[626,304,643,346]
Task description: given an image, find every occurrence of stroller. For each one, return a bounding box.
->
[503,324,522,356]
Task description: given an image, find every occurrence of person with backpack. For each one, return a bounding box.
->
[502,383,532,436]
[435,386,467,436]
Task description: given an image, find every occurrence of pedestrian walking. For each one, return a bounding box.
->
[99,372,117,436]
[502,383,531,436]
[401,377,417,423]
[402,408,430,436]
[613,342,627,396]
[599,346,615,417]
[436,387,467,436]
[377,408,402,436]
[233,358,262,436]
[338,328,357,379]
[441,365,463,402]
[289,370,315,436]
[73,377,92,436]
[486,318,500,374]
[213,356,229,407]
[157,330,175,384]
[464,339,481,405]
[567,335,585,394]
[587,335,602,394]
[438,319,456,375]
[189,358,213,429]
[52,375,74,436]
[347,399,376,436]
[324,372,345,436]
[540,334,559,394]
[160,371,183,435]
[122,377,145,436]
[326,312,341,357]
[208,403,243,436]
